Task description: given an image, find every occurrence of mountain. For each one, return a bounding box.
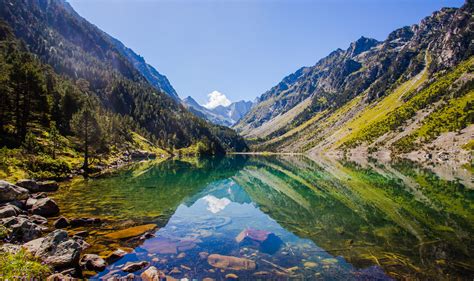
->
[183,97,253,127]
[0,0,247,154]
[108,37,180,101]
[235,2,473,165]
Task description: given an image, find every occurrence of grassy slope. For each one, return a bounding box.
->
[341,57,473,149]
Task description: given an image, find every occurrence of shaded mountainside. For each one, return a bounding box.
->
[0,0,247,154]
[235,2,473,164]
[183,96,253,127]
[108,36,180,101]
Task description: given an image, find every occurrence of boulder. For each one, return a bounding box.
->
[54,216,70,228]
[1,215,43,242]
[29,214,48,225]
[16,179,59,193]
[122,261,149,273]
[23,229,83,269]
[31,198,60,217]
[0,180,29,202]
[16,179,39,191]
[235,228,283,254]
[80,254,107,271]
[0,203,23,218]
[207,254,256,271]
[37,180,60,192]
[140,266,166,281]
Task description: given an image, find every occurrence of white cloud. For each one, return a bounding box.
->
[202,195,231,214]
[204,90,231,109]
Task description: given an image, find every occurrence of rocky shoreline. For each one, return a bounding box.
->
[0,149,170,280]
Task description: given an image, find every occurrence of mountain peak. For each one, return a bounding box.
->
[347,36,379,57]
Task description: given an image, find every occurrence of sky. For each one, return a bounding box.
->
[68,0,464,107]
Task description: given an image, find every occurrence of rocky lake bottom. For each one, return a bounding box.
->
[47,155,473,280]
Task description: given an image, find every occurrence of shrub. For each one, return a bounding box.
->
[0,249,51,280]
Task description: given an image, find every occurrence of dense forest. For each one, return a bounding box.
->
[0,0,247,180]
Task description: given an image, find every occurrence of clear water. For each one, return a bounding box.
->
[52,155,474,280]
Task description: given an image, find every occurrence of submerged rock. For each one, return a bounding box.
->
[225,273,239,279]
[140,266,168,281]
[207,254,256,271]
[0,180,29,202]
[304,261,318,268]
[31,198,60,217]
[80,254,107,271]
[70,217,101,227]
[235,228,283,254]
[106,248,128,263]
[122,261,149,272]
[105,224,157,240]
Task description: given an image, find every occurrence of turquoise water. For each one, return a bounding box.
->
[53,156,474,280]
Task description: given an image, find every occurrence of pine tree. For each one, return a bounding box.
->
[70,103,101,175]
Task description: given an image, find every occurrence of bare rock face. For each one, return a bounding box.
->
[0,180,29,203]
[31,198,60,217]
[207,254,256,271]
[23,230,83,269]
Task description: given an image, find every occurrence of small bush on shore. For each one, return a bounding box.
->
[0,249,51,280]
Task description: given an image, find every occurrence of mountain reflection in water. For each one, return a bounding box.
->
[52,156,473,280]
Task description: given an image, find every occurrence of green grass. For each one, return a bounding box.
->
[393,90,474,152]
[333,59,430,149]
[0,249,51,280]
[341,57,473,149]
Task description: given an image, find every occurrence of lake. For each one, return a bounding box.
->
[52,155,474,280]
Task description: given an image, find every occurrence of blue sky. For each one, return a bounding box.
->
[69,0,464,106]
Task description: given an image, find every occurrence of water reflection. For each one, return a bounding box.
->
[52,155,473,280]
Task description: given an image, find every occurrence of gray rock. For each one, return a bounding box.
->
[54,216,70,228]
[23,229,83,269]
[1,215,43,242]
[80,254,107,271]
[30,214,48,225]
[16,179,39,192]
[16,179,59,193]
[0,180,29,203]
[0,243,21,254]
[0,204,23,218]
[31,198,60,217]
